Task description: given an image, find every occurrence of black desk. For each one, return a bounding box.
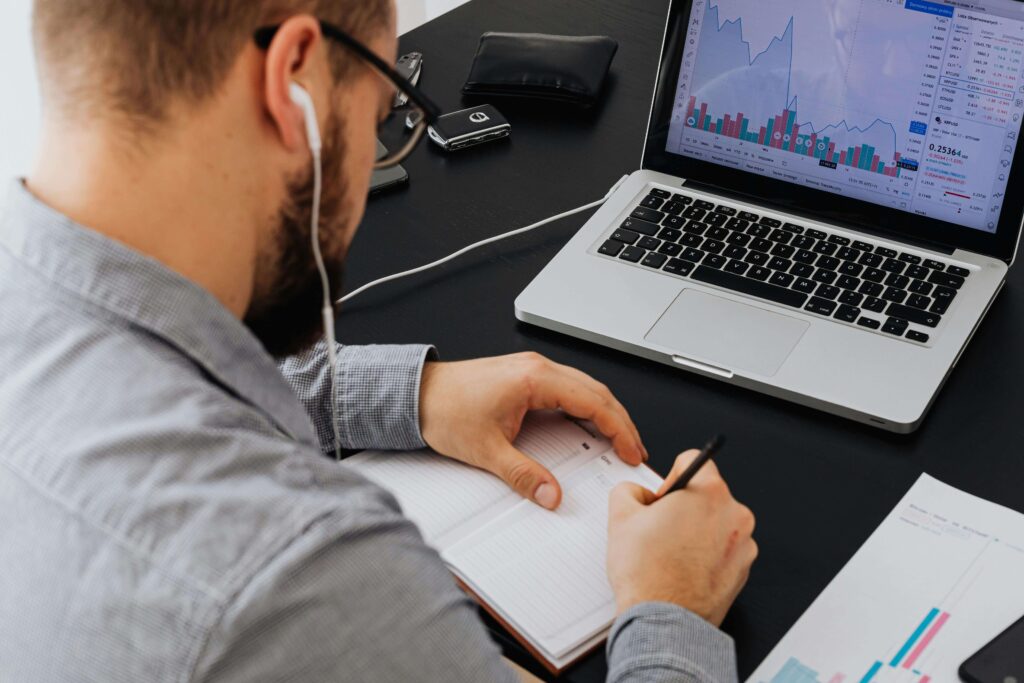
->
[342,0,1024,679]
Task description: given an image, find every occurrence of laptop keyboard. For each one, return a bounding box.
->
[596,188,972,345]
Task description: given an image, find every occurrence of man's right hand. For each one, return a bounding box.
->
[606,450,758,626]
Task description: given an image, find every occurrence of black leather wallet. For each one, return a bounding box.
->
[462,32,618,107]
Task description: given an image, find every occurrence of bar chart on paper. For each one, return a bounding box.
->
[747,475,1024,683]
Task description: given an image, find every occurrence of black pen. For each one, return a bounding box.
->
[661,435,725,497]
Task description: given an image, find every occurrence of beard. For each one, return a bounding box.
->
[244,114,350,359]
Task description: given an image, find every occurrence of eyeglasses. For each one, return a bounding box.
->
[254,21,442,169]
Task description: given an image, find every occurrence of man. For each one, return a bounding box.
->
[0,1,758,681]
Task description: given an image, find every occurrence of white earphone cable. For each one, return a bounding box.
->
[336,175,630,306]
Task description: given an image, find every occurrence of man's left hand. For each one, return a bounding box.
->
[418,352,648,510]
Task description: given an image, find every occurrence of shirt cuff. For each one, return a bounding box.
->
[606,602,738,683]
[336,344,438,451]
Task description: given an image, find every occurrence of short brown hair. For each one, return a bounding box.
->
[33,0,390,128]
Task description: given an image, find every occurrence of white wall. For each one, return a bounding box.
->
[0,1,40,190]
[0,0,469,198]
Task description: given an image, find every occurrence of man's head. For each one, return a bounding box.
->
[31,0,399,357]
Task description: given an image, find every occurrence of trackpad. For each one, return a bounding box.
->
[645,289,809,377]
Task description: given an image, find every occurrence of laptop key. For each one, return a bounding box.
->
[745,251,769,266]
[641,252,668,269]
[828,235,851,246]
[853,241,874,252]
[657,227,682,242]
[857,317,881,330]
[839,261,863,277]
[881,258,906,274]
[681,233,704,248]
[725,259,749,275]
[770,272,795,288]
[898,253,922,265]
[631,207,665,224]
[816,284,841,300]
[599,240,624,257]
[862,267,886,283]
[886,304,940,327]
[739,211,760,222]
[794,249,817,264]
[930,298,951,315]
[817,256,841,271]
[882,287,907,303]
[793,278,816,294]
[768,257,792,272]
[882,318,909,336]
[805,297,837,316]
[694,200,715,210]
[649,188,671,199]
[748,224,772,238]
[690,266,808,308]
[619,246,646,263]
[663,258,695,277]
[946,265,970,278]
[782,222,805,234]
[704,254,727,269]
[837,275,860,291]
[683,221,707,235]
[839,290,864,306]
[812,269,838,284]
[658,242,683,257]
[748,266,771,281]
[859,281,884,297]
[723,245,747,260]
[907,294,930,310]
[876,247,898,259]
[681,247,705,262]
[806,229,827,240]
[905,265,929,280]
[790,263,815,278]
[759,217,782,228]
[770,243,796,258]
[907,331,930,343]
[638,236,661,251]
[705,213,729,227]
[750,238,773,252]
[715,205,738,216]
[834,305,860,323]
[909,279,933,295]
[663,216,686,230]
[814,242,838,256]
[611,228,641,245]
[683,207,707,220]
[884,273,910,289]
[928,271,965,290]
[640,196,664,210]
[726,217,750,231]
[923,259,945,271]
[858,252,884,268]
[837,247,861,262]
[672,194,694,205]
[662,201,686,216]
[792,235,816,250]
[769,229,793,244]
[707,226,730,240]
[727,232,751,246]
[621,217,659,236]
[702,239,726,254]
[863,297,886,313]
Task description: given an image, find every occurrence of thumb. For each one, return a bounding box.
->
[609,481,658,520]
[491,441,562,510]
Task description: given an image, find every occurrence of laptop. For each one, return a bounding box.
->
[516,0,1024,432]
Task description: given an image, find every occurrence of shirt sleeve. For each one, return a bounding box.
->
[606,602,739,683]
[278,342,438,453]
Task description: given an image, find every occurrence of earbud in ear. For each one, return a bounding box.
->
[289,82,322,154]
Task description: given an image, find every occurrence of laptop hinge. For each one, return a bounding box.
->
[680,179,957,256]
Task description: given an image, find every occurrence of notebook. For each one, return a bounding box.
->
[344,411,664,674]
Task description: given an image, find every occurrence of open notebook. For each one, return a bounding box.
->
[344,411,663,674]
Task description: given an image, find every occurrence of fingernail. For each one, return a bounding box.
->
[534,483,558,510]
[641,445,650,462]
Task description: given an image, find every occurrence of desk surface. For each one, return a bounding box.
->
[341,0,1024,679]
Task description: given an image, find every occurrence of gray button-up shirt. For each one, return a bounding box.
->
[0,181,738,682]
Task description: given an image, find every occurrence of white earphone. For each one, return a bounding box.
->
[290,82,342,460]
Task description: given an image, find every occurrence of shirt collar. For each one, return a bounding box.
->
[0,180,319,447]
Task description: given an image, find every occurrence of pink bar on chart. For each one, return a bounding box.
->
[737,113,745,139]
[853,147,862,168]
[871,155,881,172]
[894,152,902,164]
[826,674,845,683]
[723,115,732,137]
[808,134,818,157]
[827,143,836,160]
[772,115,784,148]
[903,612,951,669]
[699,103,708,129]
[840,151,847,165]
[921,677,931,683]
[686,96,697,122]
[790,125,801,152]
[759,126,767,145]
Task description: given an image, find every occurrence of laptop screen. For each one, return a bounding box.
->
[661,0,1024,238]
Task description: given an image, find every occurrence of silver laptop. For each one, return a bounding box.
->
[516,0,1024,432]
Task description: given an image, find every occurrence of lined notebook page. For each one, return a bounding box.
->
[344,412,610,545]
[442,455,663,660]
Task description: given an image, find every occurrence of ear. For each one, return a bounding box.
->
[261,15,325,153]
